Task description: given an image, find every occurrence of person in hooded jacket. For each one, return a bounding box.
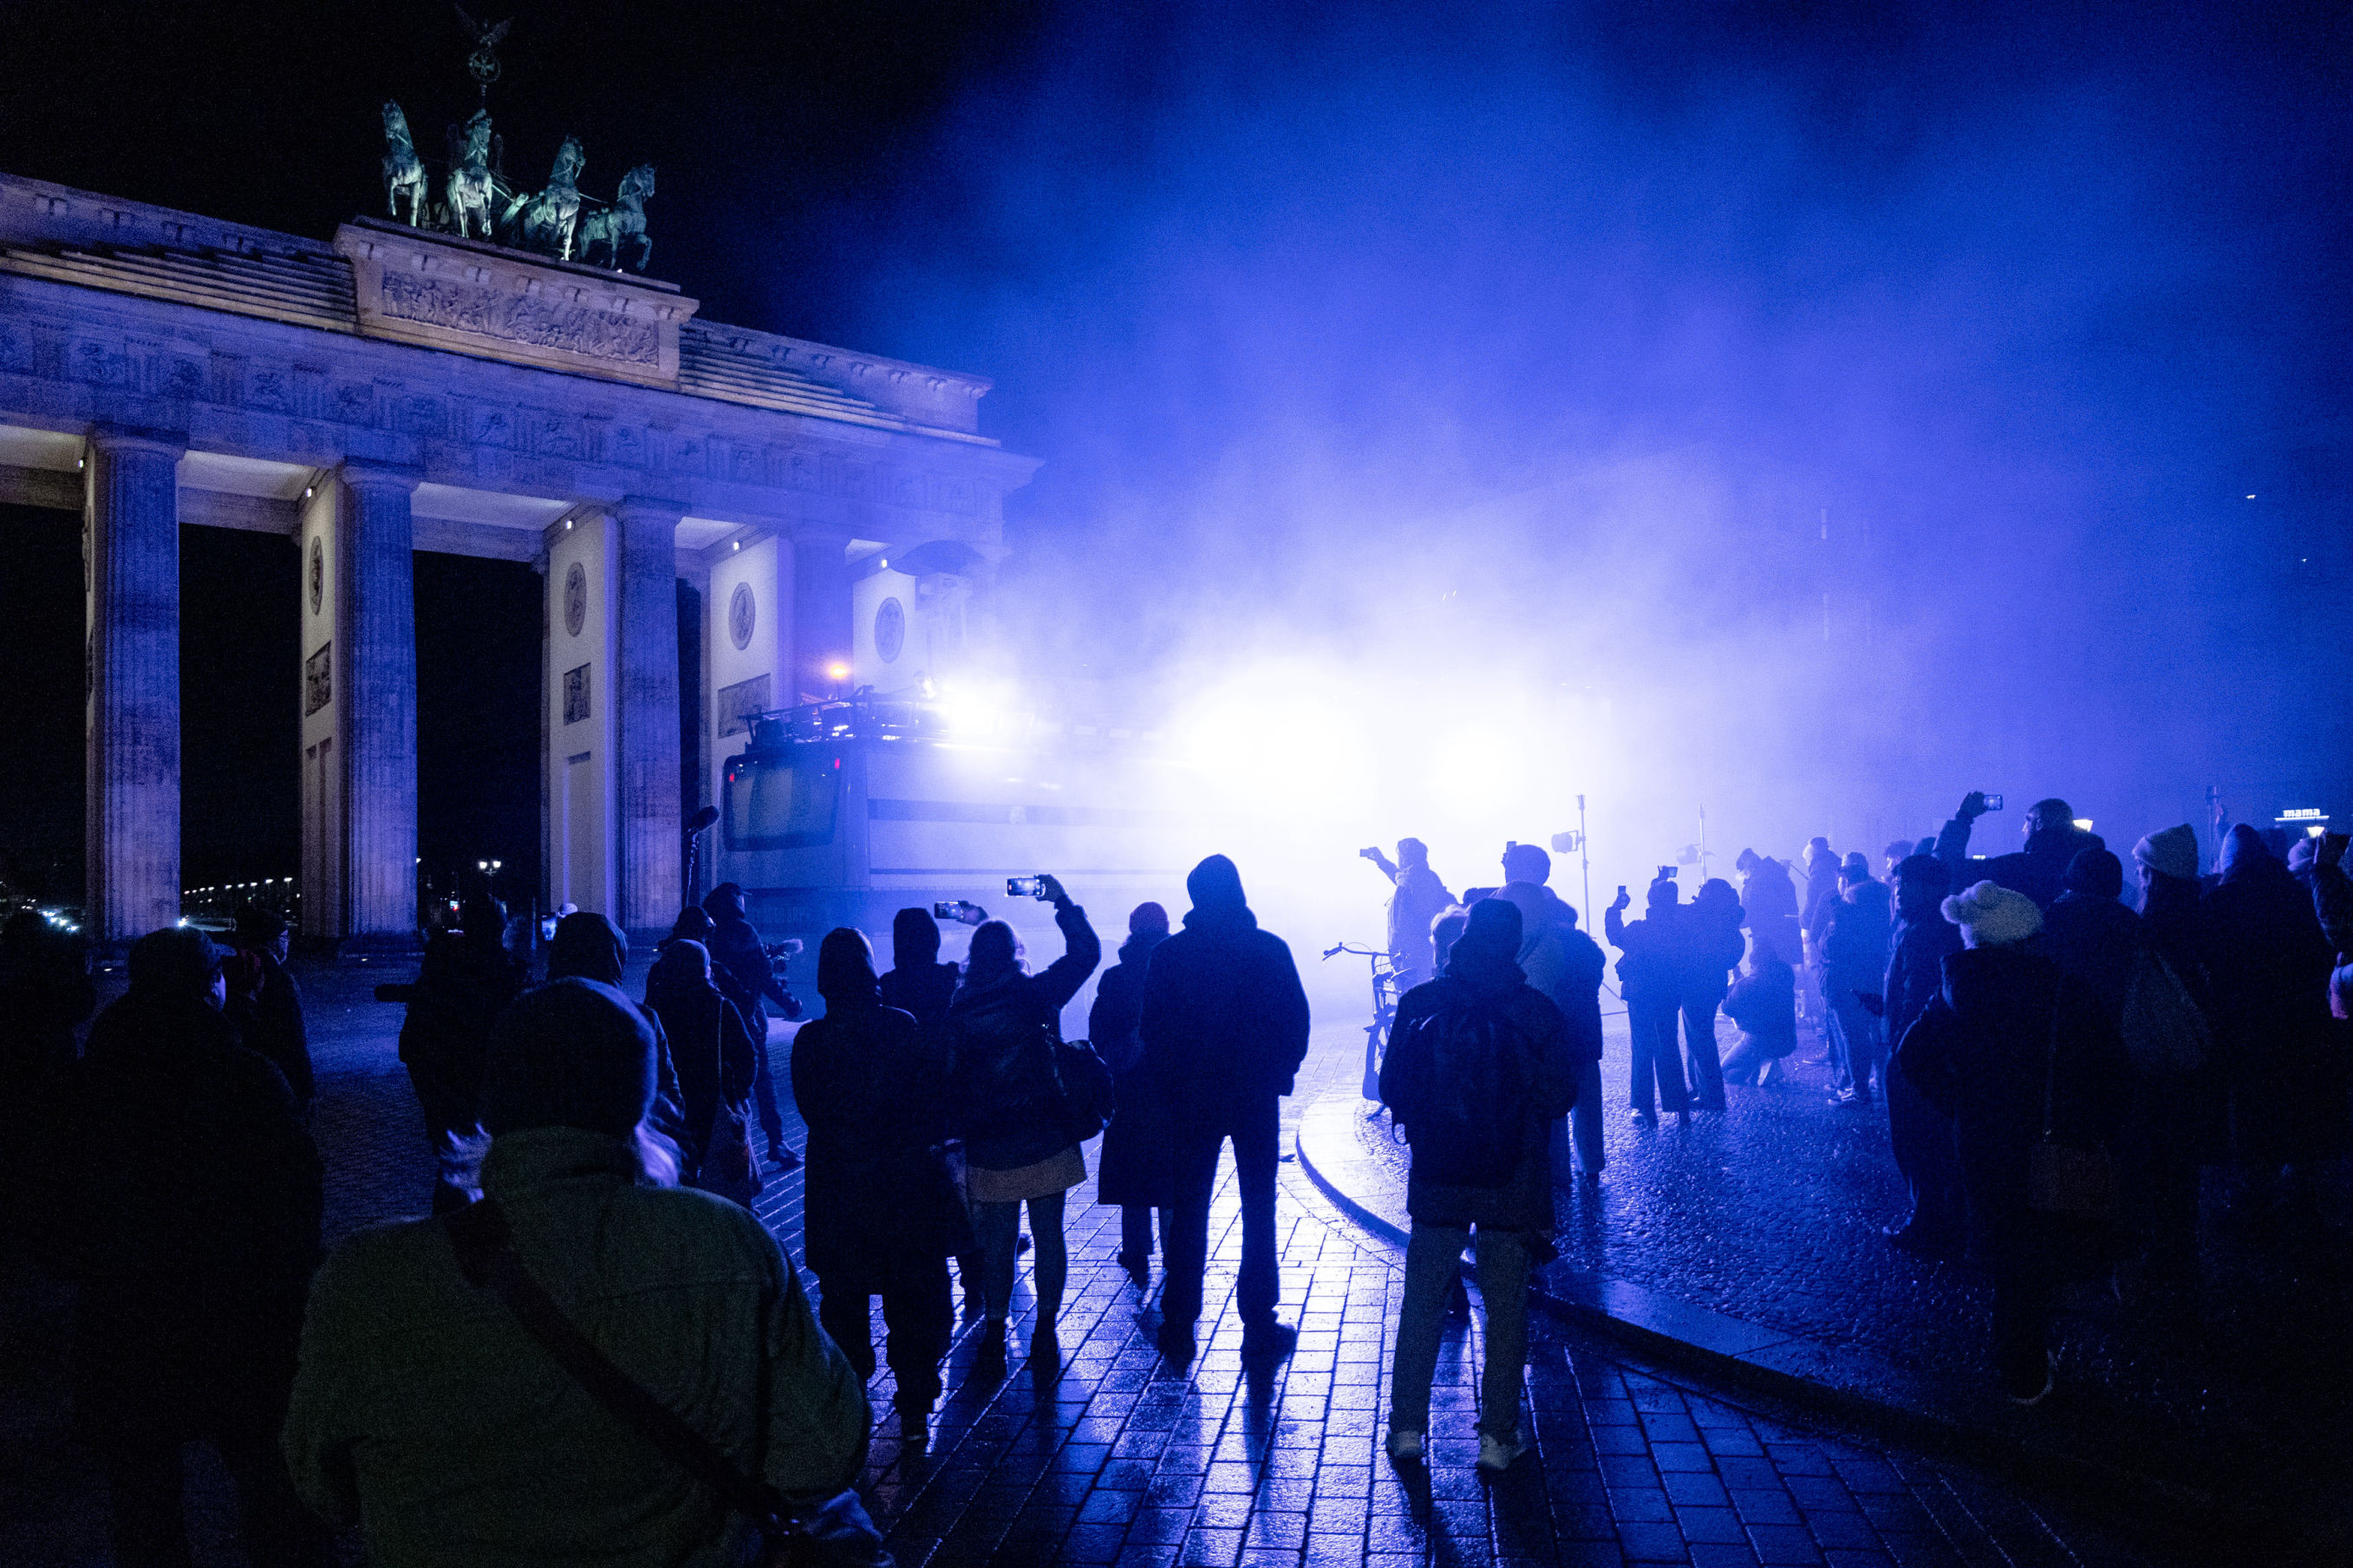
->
[1379,897,1575,1475]
[2200,823,2348,1228]
[1680,878,1746,1111]
[643,939,760,1197]
[1933,794,2104,912]
[1822,865,1894,1104]
[942,878,1101,1365]
[67,927,333,1568]
[792,929,967,1438]
[2038,849,2141,1025]
[1880,855,1965,1252]
[1139,855,1313,1363]
[881,906,962,1029]
[1494,843,1607,1179]
[399,885,529,1213]
[700,882,802,1170]
[549,912,692,1160]
[1718,942,1796,1086]
[1897,883,2130,1404]
[1091,901,1175,1288]
[1734,848,1803,986]
[221,906,313,1111]
[1606,877,1689,1124]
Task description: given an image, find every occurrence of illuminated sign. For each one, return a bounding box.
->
[2278,808,2327,822]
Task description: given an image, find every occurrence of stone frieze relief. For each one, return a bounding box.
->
[376,271,659,367]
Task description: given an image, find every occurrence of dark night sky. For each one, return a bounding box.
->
[3,1,2350,900]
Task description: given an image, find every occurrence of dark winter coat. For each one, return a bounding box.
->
[1802,854,1844,952]
[2200,831,2347,1163]
[1883,910,1963,1050]
[1897,946,2130,1221]
[1682,888,1749,1009]
[879,961,961,1031]
[1723,958,1797,1057]
[645,952,760,1176]
[1138,893,1312,1127]
[942,902,1102,1170]
[224,946,314,1107]
[398,928,528,1132]
[1091,928,1172,1207]
[1933,817,2105,912]
[1739,857,1803,966]
[1492,882,1605,1064]
[1822,882,1894,1000]
[1385,862,1456,979]
[700,895,798,1024]
[1604,898,1683,1005]
[1382,943,1575,1231]
[792,999,967,1276]
[64,991,322,1443]
[2039,891,2144,1027]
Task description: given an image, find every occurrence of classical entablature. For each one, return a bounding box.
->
[0,170,1038,947]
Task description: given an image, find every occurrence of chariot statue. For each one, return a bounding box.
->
[499,135,585,260]
[579,164,655,272]
[443,108,499,240]
[381,101,428,226]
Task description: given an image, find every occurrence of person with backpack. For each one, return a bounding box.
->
[1379,898,1576,1474]
[941,879,1101,1369]
[1606,877,1689,1124]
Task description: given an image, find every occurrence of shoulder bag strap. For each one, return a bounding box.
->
[444,1199,792,1532]
[2040,985,2063,1142]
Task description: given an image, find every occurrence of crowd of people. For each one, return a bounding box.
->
[1,780,2347,1563]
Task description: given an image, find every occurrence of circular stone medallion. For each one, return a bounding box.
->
[308,537,324,615]
[874,595,906,663]
[564,562,587,638]
[729,582,756,651]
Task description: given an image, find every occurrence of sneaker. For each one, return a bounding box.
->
[1385,1428,1425,1464]
[1629,1109,1655,1127]
[767,1146,802,1170]
[1242,1319,1299,1363]
[1476,1430,1528,1473]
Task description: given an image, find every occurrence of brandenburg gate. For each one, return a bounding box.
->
[0,171,1036,947]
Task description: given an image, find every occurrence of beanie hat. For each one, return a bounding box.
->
[1129,901,1170,936]
[2133,824,2200,883]
[2287,836,2319,874]
[483,979,655,1137]
[1940,881,2043,949]
[1501,842,1551,885]
[1894,853,1952,894]
[548,911,628,986]
[2062,847,2124,901]
[128,926,227,1003]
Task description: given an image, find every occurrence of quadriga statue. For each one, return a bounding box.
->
[444,109,498,241]
[380,101,428,226]
[499,134,586,261]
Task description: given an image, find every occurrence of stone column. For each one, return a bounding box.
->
[613,498,683,936]
[792,534,852,703]
[84,428,185,947]
[339,464,420,945]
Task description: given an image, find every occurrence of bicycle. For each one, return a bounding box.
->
[1323,941,1406,1116]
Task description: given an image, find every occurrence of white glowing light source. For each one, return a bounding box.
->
[2073,818,2094,832]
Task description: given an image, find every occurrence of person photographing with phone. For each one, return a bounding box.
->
[940,875,1101,1370]
[1932,792,2104,912]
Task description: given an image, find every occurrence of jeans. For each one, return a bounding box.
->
[1718,1032,1789,1086]
[1626,1000,1688,1115]
[1389,1223,1531,1437]
[817,1253,954,1414]
[975,1191,1066,1328]
[1163,1093,1281,1330]
[750,1024,786,1152]
[1680,996,1727,1109]
[1827,992,1883,1096]
[1885,1063,1964,1239]
[101,1430,336,1568]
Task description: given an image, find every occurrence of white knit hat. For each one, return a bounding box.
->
[1940,881,2043,948]
[2132,824,2200,883]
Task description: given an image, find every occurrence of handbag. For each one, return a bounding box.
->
[698,1098,765,1207]
[1045,1031,1117,1145]
[2026,991,2115,1224]
[445,1199,892,1568]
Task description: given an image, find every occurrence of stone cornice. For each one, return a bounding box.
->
[86,423,186,459]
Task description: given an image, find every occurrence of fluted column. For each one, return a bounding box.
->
[339,463,420,943]
[84,428,185,947]
[613,498,682,936]
[792,534,851,703]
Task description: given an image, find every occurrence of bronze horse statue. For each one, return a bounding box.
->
[443,109,498,241]
[499,135,586,261]
[381,101,427,226]
[579,164,655,272]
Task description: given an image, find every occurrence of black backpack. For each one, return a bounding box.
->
[1381,992,1528,1188]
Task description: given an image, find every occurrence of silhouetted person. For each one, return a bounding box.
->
[1379,898,1574,1475]
[1883,840,1916,881]
[1880,854,1965,1251]
[700,882,801,1170]
[1900,883,2128,1404]
[2040,849,2141,1024]
[1680,877,1745,1111]
[1607,877,1688,1123]
[1140,855,1312,1364]
[1,909,93,1247]
[942,879,1100,1367]
[1362,837,1455,992]
[665,904,716,951]
[1719,941,1796,1086]
[1494,843,1607,1179]
[880,906,961,1028]
[1092,901,1175,1288]
[2127,826,2221,1281]
[65,927,331,1568]
[285,979,869,1564]
[1822,864,1893,1103]
[218,907,313,1111]
[2201,824,2347,1231]
[643,939,760,1199]
[399,886,528,1213]
[1933,793,2103,912]
[792,929,965,1440]
[549,912,690,1157]
[1800,838,1842,1041]
[1734,847,1802,979]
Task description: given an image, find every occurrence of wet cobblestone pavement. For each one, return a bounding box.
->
[0,957,2233,1565]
